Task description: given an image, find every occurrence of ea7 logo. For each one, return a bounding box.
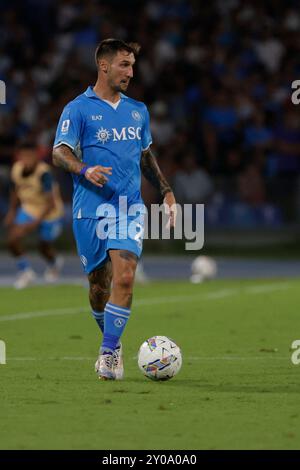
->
[0,80,6,104]
[291,340,300,365]
[0,340,6,364]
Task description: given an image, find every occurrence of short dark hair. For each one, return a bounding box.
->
[95,38,141,66]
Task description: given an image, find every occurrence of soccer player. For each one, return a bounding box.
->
[52,39,176,380]
[4,141,64,289]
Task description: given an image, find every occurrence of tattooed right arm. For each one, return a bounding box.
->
[52,144,86,174]
[52,144,112,187]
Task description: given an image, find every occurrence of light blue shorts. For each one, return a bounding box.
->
[15,208,63,242]
[73,214,144,274]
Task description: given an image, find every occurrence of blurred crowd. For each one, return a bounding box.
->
[1,0,300,227]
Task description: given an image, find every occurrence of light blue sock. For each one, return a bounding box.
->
[91,310,104,333]
[101,302,130,354]
[16,257,30,272]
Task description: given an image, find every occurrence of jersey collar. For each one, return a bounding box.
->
[84,86,128,101]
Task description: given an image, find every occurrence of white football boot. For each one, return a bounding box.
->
[95,353,116,380]
[14,268,36,289]
[113,342,124,380]
[44,256,64,283]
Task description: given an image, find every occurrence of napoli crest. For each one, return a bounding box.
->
[114,318,126,328]
[132,110,141,121]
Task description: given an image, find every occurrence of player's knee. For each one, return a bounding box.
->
[114,269,135,292]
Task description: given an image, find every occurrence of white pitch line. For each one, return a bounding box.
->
[6,356,95,362]
[204,288,238,299]
[0,281,293,323]
[5,355,289,362]
[246,283,291,294]
[0,307,87,322]
[0,291,235,322]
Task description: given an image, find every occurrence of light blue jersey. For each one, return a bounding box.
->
[53,86,152,219]
[54,86,152,272]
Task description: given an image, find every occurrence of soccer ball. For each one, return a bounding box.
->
[138,335,182,381]
[190,255,217,284]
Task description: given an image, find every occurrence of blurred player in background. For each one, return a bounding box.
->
[4,141,64,289]
[53,38,176,380]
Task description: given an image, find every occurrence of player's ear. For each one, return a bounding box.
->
[99,59,108,74]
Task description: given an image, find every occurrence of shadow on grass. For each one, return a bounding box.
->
[123,378,300,394]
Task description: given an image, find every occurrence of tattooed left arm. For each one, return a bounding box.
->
[141,147,172,196]
[141,146,177,227]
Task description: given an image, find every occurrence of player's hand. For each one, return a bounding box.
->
[163,191,177,229]
[85,165,112,188]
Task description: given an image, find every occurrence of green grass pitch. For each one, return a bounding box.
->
[1,278,300,450]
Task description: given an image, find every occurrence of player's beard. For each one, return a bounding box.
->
[108,73,130,93]
[116,79,130,92]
